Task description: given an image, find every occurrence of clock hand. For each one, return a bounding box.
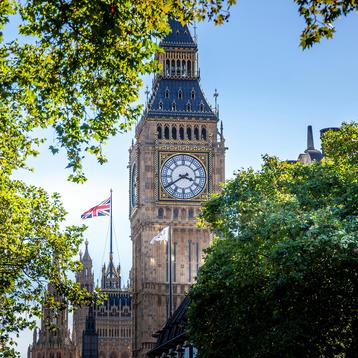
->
[164,173,189,188]
[181,173,194,182]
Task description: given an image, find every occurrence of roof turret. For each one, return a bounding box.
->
[82,240,92,263]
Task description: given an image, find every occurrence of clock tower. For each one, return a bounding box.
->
[129,20,225,357]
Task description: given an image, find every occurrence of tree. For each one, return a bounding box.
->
[0,177,105,357]
[188,123,358,357]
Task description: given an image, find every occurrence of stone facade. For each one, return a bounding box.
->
[28,285,76,358]
[129,20,225,357]
[73,243,132,358]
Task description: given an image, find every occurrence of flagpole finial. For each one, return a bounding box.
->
[110,188,113,193]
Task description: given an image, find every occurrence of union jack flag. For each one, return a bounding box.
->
[81,197,111,219]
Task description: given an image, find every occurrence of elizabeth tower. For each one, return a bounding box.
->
[129,20,225,357]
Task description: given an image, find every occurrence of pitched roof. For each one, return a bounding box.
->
[160,19,196,48]
[147,79,217,120]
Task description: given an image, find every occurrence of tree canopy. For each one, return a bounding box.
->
[188,123,358,357]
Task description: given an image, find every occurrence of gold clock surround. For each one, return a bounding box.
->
[158,151,209,202]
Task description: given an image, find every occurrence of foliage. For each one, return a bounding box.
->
[0,175,104,357]
[189,123,358,358]
[294,0,358,49]
[1,0,236,181]
[1,1,357,181]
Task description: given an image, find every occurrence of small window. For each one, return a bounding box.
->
[187,126,192,140]
[177,60,181,76]
[165,60,170,76]
[164,126,170,140]
[165,88,170,98]
[199,102,205,112]
[188,208,194,219]
[173,208,179,219]
[186,102,191,111]
[191,89,195,99]
[172,126,177,140]
[201,127,207,140]
[157,125,162,139]
[187,60,191,77]
[179,126,184,140]
[172,101,176,111]
[158,208,164,219]
[178,89,183,99]
[176,30,180,35]
[159,101,163,110]
[171,60,175,76]
[182,60,186,77]
[194,126,199,140]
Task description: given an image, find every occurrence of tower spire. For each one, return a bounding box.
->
[101,189,121,289]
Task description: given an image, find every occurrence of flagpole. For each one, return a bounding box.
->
[169,224,173,318]
[109,188,113,278]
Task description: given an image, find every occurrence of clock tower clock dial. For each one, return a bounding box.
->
[161,154,206,199]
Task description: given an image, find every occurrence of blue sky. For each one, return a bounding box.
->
[11,0,358,355]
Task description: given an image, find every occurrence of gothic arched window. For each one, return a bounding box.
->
[173,208,179,219]
[158,208,164,219]
[201,127,207,140]
[165,59,170,76]
[188,208,194,219]
[164,126,169,140]
[165,88,170,98]
[191,89,195,100]
[194,126,199,140]
[157,125,162,139]
[172,101,176,111]
[199,102,205,112]
[187,60,191,77]
[172,126,177,140]
[179,126,184,140]
[177,59,181,76]
[187,126,192,140]
[158,101,163,110]
[171,59,175,76]
[182,60,186,77]
[178,89,183,99]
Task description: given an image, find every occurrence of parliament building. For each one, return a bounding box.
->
[28,19,225,358]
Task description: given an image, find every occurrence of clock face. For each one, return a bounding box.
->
[161,154,206,199]
[131,163,137,208]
